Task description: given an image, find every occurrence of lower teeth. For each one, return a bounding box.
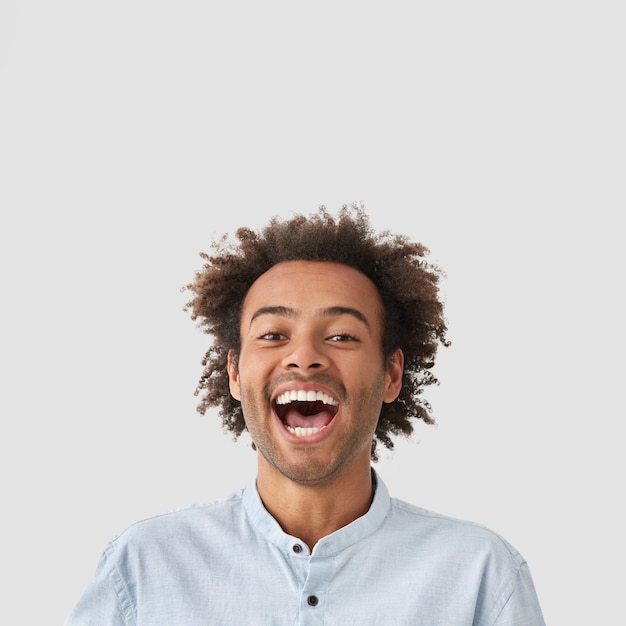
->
[285,424,326,437]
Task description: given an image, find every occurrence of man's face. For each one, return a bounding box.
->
[228,260,403,486]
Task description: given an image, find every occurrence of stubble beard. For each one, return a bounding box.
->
[240,373,386,486]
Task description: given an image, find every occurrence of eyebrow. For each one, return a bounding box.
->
[249,305,371,331]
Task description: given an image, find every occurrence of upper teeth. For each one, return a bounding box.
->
[275,390,338,406]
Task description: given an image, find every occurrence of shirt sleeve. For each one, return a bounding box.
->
[64,548,133,626]
[491,561,546,626]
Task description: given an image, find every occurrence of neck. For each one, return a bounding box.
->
[256,457,374,551]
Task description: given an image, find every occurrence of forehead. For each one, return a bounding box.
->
[241,261,383,325]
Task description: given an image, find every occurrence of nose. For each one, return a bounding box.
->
[282,335,329,371]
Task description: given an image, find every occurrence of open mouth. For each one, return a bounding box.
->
[273,390,339,437]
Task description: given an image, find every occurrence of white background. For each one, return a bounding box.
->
[1,2,624,624]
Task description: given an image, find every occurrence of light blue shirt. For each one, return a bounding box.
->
[66,471,545,625]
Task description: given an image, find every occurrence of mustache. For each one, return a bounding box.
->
[266,373,346,402]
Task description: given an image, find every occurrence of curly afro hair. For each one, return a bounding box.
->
[184,203,449,460]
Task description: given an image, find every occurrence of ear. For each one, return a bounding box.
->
[383,348,404,403]
[227,349,241,401]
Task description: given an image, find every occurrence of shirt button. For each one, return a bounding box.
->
[307,595,319,607]
[292,543,302,553]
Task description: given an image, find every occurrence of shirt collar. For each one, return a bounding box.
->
[242,468,391,557]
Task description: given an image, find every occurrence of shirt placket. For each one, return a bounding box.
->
[299,553,332,625]
[289,541,332,626]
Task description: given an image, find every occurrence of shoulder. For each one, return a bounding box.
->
[378,499,544,624]
[104,489,246,557]
[67,490,250,624]
[385,497,525,570]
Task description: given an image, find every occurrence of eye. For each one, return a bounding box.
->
[260,331,287,341]
[328,333,358,342]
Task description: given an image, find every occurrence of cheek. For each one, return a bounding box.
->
[238,350,279,388]
[347,371,386,411]
[236,369,269,409]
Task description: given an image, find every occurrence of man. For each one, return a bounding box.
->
[66,205,545,625]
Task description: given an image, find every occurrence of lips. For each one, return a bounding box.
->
[273,388,339,437]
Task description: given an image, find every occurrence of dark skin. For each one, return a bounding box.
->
[227,261,403,549]
[185,205,449,462]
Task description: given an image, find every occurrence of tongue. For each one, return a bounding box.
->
[283,407,334,429]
